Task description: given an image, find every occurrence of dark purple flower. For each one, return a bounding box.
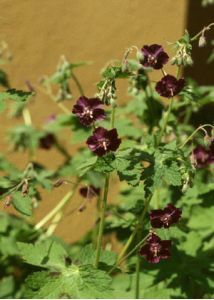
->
[192,145,210,168]
[209,139,214,162]
[79,185,100,199]
[155,75,185,98]
[39,133,56,150]
[139,233,171,264]
[86,127,121,156]
[141,44,169,69]
[72,96,105,126]
[150,204,182,228]
[192,143,214,168]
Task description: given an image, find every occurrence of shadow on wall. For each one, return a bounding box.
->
[185,0,214,125]
[186,0,214,84]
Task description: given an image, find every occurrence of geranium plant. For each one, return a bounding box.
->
[0,22,214,299]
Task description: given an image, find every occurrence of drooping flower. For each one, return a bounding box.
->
[86,127,121,156]
[191,141,214,168]
[72,96,105,126]
[140,44,169,69]
[39,133,56,150]
[139,233,171,264]
[155,75,185,98]
[150,204,182,228]
[79,185,100,199]
[191,145,211,168]
[209,139,214,162]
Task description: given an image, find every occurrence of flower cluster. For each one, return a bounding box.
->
[192,140,214,168]
[140,44,185,98]
[139,204,181,264]
[150,204,182,228]
[72,96,121,156]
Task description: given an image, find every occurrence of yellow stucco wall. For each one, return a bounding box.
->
[0,0,188,242]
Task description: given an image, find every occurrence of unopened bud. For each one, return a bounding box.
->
[199,35,206,47]
[204,134,212,146]
[4,195,12,208]
[78,204,86,212]
[22,181,29,196]
[136,50,144,61]
[53,178,64,188]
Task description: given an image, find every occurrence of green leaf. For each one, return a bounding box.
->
[12,192,33,216]
[0,213,9,233]
[0,89,33,102]
[24,265,112,299]
[0,69,10,88]
[187,206,214,237]
[115,148,151,186]
[0,176,15,189]
[77,156,97,177]
[163,161,182,186]
[0,276,15,298]
[8,125,41,151]
[179,231,202,256]
[17,239,69,270]
[77,244,117,267]
[94,153,116,174]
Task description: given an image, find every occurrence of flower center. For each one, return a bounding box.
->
[148,54,157,65]
[160,213,171,226]
[150,243,161,257]
[82,107,93,118]
[98,139,109,151]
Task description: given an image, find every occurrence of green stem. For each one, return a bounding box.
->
[179,124,214,149]
[94,174,110,268]
[157,97,174,145]
[135,255,141,299]
[116,196,151,263]
[176,66,182,79]
[108,234,149,275]
[92,195,101,247]
[190,23,214,42]
[35,180,79,230]
[22,108,32,126]
[71,73,84,96]
[135,218,142,299]
[110,105,116,128]
[54,139,71,160]
[94,104,116,267]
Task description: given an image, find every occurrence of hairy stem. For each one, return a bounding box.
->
[157,97,174,145]
[94,173,110,268]
[135,218,143,299]
[191,23,214,42]
[179,124,214,149]
[116,196,151,263]
[22,108,32,126]
[94,104,116,267]
[54,139,71,160]
[71,72,84,96]
[111,105,116,128]
[35,180,80,230]
[37,85,70,115]
[108,234,149,275]
[135,254,141,299]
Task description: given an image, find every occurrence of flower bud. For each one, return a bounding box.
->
[199,35,207,47]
